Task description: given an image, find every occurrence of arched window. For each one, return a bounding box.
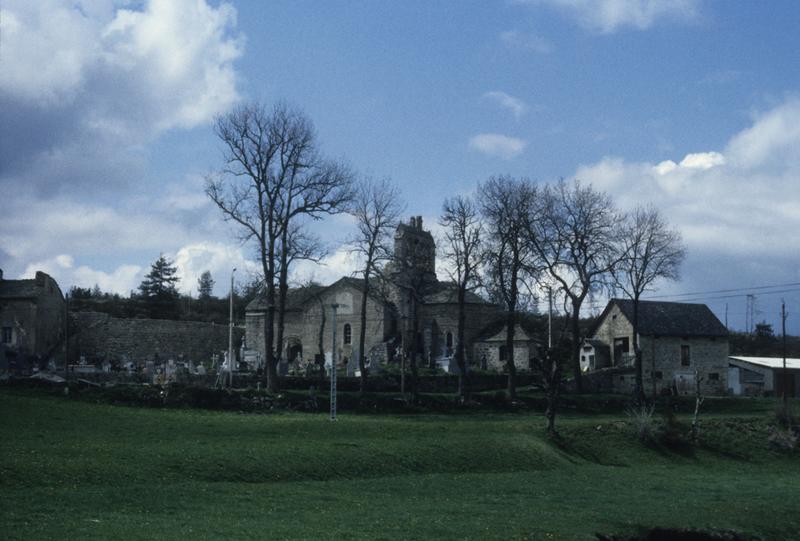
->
[343,324,352,345]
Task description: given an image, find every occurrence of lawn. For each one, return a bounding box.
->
[1,390,798,540]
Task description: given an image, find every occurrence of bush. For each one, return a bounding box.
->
[767,426,798,452]
[626,404,656,442]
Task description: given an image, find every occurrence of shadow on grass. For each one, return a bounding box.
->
[596,526,761,541]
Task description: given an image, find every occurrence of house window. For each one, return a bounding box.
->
[343,324,351,345]
[709,373,719,381]
[499,345,508,362]
[680,345,691,366]
[589,354,595,366]
[583,346,592,352]
[1,327,11,344]
[613,337,629,364]
[446,332,453,349]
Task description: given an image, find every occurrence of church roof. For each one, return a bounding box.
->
[245,277,371,312]
[421,282,492,305]
[594,298,728,338]
[245,283,326,312]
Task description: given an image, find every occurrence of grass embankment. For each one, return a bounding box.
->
[1,390,798,540]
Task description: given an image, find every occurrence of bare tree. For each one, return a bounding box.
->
[275,222,326,369]
[206,102,353,392]
[348,177,404,393]
[439,194,483,399]
[527,179,625,393]
[480,177,539,399]
[613,205,685,403]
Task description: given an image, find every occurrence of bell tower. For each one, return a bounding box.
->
[392,215,436,286]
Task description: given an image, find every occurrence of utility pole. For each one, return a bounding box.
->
[547,286,553,350]
[64,292,69,383]
[228,268,236,388]
[724,303,728,330]
[781,300,788,413]
[330,303,339,421]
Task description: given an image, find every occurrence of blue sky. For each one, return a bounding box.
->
[1,0,799,332]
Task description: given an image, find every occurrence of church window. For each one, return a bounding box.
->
[343,324,352,345]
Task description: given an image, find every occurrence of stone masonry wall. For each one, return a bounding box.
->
[72,311,243,364]
[593,303,729,396]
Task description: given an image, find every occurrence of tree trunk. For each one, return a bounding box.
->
[570,303,583,393]
[632,294,645,405]
[275,230,290,372]
[456,286,468,400]
[505,308,517,399]
[409,294,419,399]
[317,296,326,388]
[264,237,278,393]
[358,273,370,394]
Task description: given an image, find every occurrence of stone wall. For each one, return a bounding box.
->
[72,311,243,364]
[592,303,729,396]
[246,283,392,366]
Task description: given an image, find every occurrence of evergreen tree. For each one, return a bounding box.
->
[197,271,215,300]
[139,254,180,300]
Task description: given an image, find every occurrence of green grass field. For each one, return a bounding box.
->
[1,390,798,540]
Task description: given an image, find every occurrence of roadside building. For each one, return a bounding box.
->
[0,269,66,374]
[585,298,729,396]
[728,356,800,397]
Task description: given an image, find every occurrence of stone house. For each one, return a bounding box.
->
[472,323,542,372]
[245,216,504,372]
[0,269,66,374]
[585,298,729,395]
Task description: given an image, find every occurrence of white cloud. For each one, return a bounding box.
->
[171,242,259,297]
[0,0,243,167]
[574,99,800,258]
[499,30,553,54]
[469,133,527,159]
[22,254,143,295]
[291,249,362,288]
[483,91,530,120]
[529,0,700,33]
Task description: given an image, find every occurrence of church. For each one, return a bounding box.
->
[244,216,540,374]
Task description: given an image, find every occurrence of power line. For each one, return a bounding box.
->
[660,287,800,305]
[643,281,800,300]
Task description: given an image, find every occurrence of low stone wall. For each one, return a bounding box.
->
[71,311,243,364]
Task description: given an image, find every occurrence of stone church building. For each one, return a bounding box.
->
[245,217,533,373]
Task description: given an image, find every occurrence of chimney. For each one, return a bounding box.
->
[0,268,3,281]
[416,216,423,230]
[35,271,46,287]
[409,216,416,228]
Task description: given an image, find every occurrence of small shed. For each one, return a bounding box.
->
[728,356,800,397]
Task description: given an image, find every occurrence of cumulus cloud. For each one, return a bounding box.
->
[527,0,700,33]
[573,99,800,323]
[0,0,242,193]
[483,91,530,120]
[469,133,527,159]
[22,254,143,295]
[172,242,260,296]
[499,30,553,54]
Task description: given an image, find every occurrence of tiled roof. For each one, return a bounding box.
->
[245,277,367,312]
[603,298,728,338]
[422,281,492,305]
